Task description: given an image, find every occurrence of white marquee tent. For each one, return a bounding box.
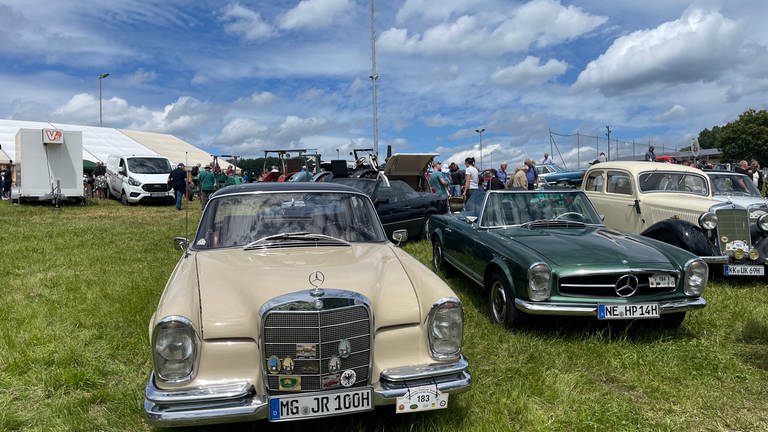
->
[0,119,234,170]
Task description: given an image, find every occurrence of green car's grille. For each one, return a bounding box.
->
[558,273,677,297]
[262,303,371,395]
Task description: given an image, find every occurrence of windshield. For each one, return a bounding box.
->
[708,173,762,197]
[127,157,172,174]
[638,171,709,195]
[193,191,387,249]
[328,178,378,196]
[479,191,602,226]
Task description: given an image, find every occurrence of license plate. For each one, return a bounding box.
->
[395,385,449,413]
[724,265,765,276]
[268,387,372,421]
[149,192,167,197]
[598,303,659,320]
[649,273,675,288]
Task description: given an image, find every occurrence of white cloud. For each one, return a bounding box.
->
[574,9,745,94]
[653,104,686,122]
[395,0,475,23]
[278,0,352,30]
[424,114,455,127]
[221,3,273,41]
[491,56,568,86]
[379,0,606,56]
[234,91,277,106]
[126,68,157,85]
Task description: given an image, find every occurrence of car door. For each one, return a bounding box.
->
[442,193,485,284]
[588,169,645,233]
[374,180,424,237]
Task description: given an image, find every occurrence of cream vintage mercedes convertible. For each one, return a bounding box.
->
[143,182,470,426]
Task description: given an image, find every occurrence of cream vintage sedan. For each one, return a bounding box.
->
[144,182,470,426]
[583,161,768,277]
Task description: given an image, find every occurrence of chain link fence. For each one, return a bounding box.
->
[547,131,679,170]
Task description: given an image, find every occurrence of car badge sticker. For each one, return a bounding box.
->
[314,299,324,310]
[296,343,317,359]
[267,355,280,374]
[282,356,295,374]
[328,355,341,373]
[322,373,340,389]
[340,369,357,388]
[338,339,351,358]
[279,376,301,391]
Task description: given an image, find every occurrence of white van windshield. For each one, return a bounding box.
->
[127,158,172,174]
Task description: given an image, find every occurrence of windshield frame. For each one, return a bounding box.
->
[191,190,388,250]
[471,190,604,228]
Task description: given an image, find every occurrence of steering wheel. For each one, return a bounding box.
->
[554,212,587,222]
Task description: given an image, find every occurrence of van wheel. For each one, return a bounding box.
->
[120,191,129,206]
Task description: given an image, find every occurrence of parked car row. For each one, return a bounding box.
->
[144,159,763,428]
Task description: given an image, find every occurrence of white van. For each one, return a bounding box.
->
[106,154,174,205]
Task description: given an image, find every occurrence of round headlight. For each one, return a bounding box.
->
[758,213,768,232]
[734,249,745,260]
[528,263,552,301]
[427,299,463,360]
[152,316,198,382]
[684,259,708,296]
[749,248,760,261]
[698,212,717,230]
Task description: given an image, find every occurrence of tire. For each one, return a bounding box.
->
[487,271,527,328]
[431,238,452,278]
[660,312,686,329]
[120,191,129,206]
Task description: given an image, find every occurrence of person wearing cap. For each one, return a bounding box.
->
[645,145,656,162]
[197,164,217,210]
[168,163,188,211]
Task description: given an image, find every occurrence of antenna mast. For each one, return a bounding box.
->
[369,0,379,159]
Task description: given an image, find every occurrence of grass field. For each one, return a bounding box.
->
[0,198,767,431]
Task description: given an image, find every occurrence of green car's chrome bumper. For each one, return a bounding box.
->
[515,297,706,316]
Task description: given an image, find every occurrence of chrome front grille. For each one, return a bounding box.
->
[715,208,750,254]
[262,292,372,395]
[558,272,677,297]
[142,183,171,192]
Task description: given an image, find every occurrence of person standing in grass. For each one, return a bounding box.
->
[429,161,449,196]
[197,164,216,210]
[168,163,187,211]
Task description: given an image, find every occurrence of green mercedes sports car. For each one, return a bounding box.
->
[428,189,709,329]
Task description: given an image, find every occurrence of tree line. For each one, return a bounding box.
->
[696,108,768,163]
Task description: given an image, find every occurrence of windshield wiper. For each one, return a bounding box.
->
[243,232,350,250]
[520,219,587,229]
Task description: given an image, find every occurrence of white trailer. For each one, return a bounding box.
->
[13,128,84,205]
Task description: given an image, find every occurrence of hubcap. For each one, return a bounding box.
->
[490,281,507,323]
[433,243,441,269]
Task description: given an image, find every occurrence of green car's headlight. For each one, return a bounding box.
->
[427,298,463,360]
[528,262,552,301]
[152,316,198,382]
[684,259,708,296]
[698,212,717,230]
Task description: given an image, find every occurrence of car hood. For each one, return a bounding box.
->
[193,244,421,340]
[494,226,675,268]
[712,195,768,208]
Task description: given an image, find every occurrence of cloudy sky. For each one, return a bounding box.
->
[1,0,767,169]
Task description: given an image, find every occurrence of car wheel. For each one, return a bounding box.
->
[660,312,686,329]
[120,191,129,206]
[487,272,527,328]
[431,238,452,278]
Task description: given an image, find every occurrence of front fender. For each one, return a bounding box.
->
[641,219,717,256]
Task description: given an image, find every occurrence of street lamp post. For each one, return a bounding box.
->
[475,128,485,169]
[98,73,110,127]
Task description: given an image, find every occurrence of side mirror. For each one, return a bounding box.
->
[392,229,408,245]
[174,237,189,251]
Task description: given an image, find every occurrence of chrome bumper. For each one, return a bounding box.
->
[144,356,471,427]
[515,297,707,316]
[701,255,729,264]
